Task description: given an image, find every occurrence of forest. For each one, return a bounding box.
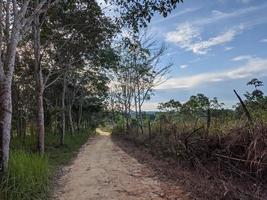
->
[0,0,266,200]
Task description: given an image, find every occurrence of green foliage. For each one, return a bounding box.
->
[158,99,181,112]
[109,0,184,31]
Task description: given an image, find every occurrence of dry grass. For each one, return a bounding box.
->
[113,122,267,199]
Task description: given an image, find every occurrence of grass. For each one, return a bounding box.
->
[0,151,50,200]
[46,129,95,167]
[0,128,95,200]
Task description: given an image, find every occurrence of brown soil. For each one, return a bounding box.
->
[53,129,190,200]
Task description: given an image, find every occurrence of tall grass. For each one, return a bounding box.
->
[0,128,95,200]
[46,129,95,167]
[0,151,50,200]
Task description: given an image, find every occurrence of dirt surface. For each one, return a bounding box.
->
[53,129,189,200]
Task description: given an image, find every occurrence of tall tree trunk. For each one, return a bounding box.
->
[134,93,139,135]
[36,87,45,153]
[0,82,12,173]
[134,93,138,120]
[61,72,66,145]
[124,98,129,132]
[138,103,144,135]
[78,100,83,131]
[68,105,74,135]
[137,82,144,134]
[33,5,45,153]
[0,1,20,172]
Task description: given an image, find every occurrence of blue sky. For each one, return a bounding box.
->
[140,0,267,110]
[97,0,267,111]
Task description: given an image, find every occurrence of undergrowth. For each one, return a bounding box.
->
[0,151,50,200]
[113,122,267,199]
[0,128,95,200]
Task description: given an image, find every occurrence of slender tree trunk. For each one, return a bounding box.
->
[134,94,138,120]
[68,105,74,135]
[124,99,129,132]
[33,5,45,153]
[61,72,66,145]
[139,106,144,134]
[137,82,144,134]
[0,1,20,171]
[36,87,45,153]
[0,82,12,173]
[134,93,139,135]
[78,100,83,131]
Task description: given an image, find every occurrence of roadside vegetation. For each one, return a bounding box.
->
[0,129,95,200]
[111,66,267,199]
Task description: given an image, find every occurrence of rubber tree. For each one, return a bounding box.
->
[47,0,117,143]
[0,0,57,172]
[32,0,46,153]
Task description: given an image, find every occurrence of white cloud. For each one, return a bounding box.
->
[261,38,267,43]
[165,24,241,55]
[232,55,253,61]
[142,102,159,111]
[164,4,267,55]
[212,10,224,16]
[155,57,267,89]
[180,65,188,69]
[165,23,200,46]
[225,46,234,51]
[191,29,238,54]
[194,4,267,26]
[152,8,199,25]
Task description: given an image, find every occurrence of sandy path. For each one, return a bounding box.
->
[53,129,188,200]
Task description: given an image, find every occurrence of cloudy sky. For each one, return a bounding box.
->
[98,0,267,111]
[141,0,267,110]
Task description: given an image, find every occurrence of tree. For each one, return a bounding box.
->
[158,99,182,112]
[112,32,169,134]
[26,0,117,146]
[235,78,267,120]
[0,0,58,172]
[245,78,264,102]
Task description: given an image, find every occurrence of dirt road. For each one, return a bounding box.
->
[54,129,189,200]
